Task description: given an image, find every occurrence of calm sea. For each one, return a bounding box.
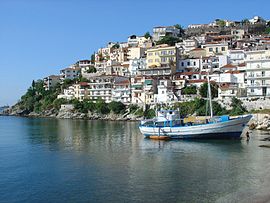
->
[1,116,270,203]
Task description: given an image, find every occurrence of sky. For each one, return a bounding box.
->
[0,0,270,106]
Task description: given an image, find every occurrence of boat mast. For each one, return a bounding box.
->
[207,73,213,118]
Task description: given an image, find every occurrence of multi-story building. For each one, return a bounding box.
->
[245,50,270,97]
[88,76,114,103]
[178,55,228,73]
[201,43,228,56]
[228,49,246,65]
[146,44,177,68]
[110,47,128,63]
[60,67,81,81]
[129,58,146,76]
[43,75,61,90]
[152,26,180,42]
[57,82,89,101]
[127,47,146,61]
[177,58,201,72]
[176,39,198,54]
[154,79,178,104]
[139,66,176,77]
[95,47,111,62]
[131,76,146,105]
[210,72,246,99]
[112,77,131,104]
[75,60,94,74]
[127,35,152,48]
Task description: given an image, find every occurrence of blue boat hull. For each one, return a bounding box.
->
[144,131,242,139]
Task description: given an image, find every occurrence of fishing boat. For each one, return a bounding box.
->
[139,75,252,139]
[139,110,252,139]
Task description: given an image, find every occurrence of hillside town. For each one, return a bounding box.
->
[37,16,270,111]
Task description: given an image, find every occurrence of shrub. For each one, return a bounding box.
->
[182,85,197,95]
[95,99,110,114]
[108,101,126,114]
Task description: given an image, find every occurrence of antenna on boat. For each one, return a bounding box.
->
[207,72,213,118]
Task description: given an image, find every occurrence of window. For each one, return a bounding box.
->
[194,62,196,66]
[148,53,153,56]
[209,48,213,52]
[251,80,254,85]
[216,47,218,52]
[181,62,184,66]
[262,80,265,85]
[262,71,265,76]
[155,59,159,62]
[155,52,158,55]
[187,62,190,66]
[221,47,225,51]
[161,58,167,62]
[251,89,254,93]
[148,59,153,63]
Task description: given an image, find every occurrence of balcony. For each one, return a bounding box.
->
[247,83,270,87]
[247,74,270,79]
[246,56,270,62]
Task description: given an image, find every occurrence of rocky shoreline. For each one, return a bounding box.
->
[249,114,270,131]
[0,107,142,121]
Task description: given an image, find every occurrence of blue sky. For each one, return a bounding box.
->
[0,0,270,106]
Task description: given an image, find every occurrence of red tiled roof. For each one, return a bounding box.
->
[225,70,241,74]
[221,64,237,69]
[238,63,246,67]
[176,71,208,76]
[188,79,207,83]
[79,82,89,86]
[190,48,204,51]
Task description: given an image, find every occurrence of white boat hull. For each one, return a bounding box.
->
[139,115,252,139]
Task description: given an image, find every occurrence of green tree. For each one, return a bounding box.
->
[91,53,95,63]
[199,82,218,98]
[86,66,97,73]
[216,20,226,27]
[265,27,270,34]
[108,101,126,114]
[112,43,120,49]
[156,35,180,46]
[241,19,250,25]
[144,32,152,39]
[229,97,247,116]
[53,98,68,110]
[83,99,96,112]
[129,104,139,114]
[174,24,185,36]
[95,99,110,114]
[182,85,197,95]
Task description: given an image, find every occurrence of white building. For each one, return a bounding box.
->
[127,35,152,48]
[60,67,81,81]
[210,72,246,99]
[228,50,246,65]
[176,39,198,54]
[43,75,61,90]
[154,79,178,104]
[177,58,201,72]
[112,77,131,104]
[129,58,146,76]
[152,26,180,42]
[245,50,270,97]
[57,82,90,101]
[127,47,146,61]
[88,76,114,103]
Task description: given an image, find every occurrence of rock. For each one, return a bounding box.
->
[249,122,257,130]
[259,145,270,148]
[28,112,40,117]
